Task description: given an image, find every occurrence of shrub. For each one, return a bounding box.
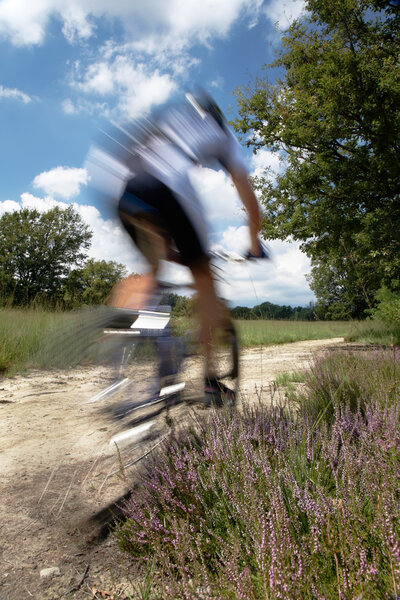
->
[370,287,400,325]
[117,349,400,599]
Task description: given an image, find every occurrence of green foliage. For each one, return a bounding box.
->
[0,308,77,374]
[161,292,197,317]
[274,370,307,401]
[0,207,128,309]
[369,286,400,324]
[0,207,91,305]
[63,258,127,308]
[234,0,400,318]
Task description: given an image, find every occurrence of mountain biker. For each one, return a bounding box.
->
[100,90,267,403]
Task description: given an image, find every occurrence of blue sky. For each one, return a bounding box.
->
[0,0,314,308]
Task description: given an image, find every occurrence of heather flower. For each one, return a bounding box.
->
[116,348,400,599]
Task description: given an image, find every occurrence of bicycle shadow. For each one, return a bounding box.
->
[86,394,210,543]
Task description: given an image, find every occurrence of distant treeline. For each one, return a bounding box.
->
[162,293,316,321]
[231,301,316,321]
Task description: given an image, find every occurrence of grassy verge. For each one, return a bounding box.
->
[0,307,113,375]
[345,319,400,345]
[236,318,371,347]
[0,308,65,375]
[117,347,400,599]
[0,307,397,375]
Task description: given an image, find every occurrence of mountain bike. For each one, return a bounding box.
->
[89,244,270,449]
[82,245,270,539]
[87,255,243,455]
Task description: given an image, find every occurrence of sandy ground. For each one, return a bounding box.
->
[0,337,348,599]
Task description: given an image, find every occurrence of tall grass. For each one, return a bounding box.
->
[0,306,114,374]
[0,308,64,374]
[346,319,400,346]
[0,307,396,375]
[236,319,369,347]
[117,348,400,599]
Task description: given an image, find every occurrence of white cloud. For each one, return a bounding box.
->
[61,5,94,44]
[0,84,32,103]
[61,98,76,114]
[250,148,283,180]
[19,192,65,212]
[61,97,110,116]
[264,0,306,31]
[0,199,20,215]
[189,167,242,223]
[0,0,265,47]
[69,53,177,118]
[33,166,89,200]
[0,0,269,118]
[75,61,115,95]
[0,0,50,45]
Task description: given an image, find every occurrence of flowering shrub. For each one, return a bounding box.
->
[117,349,400,599]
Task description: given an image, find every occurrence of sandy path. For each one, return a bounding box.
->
[0,337,348,599]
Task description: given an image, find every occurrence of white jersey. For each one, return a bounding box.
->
[127,107,247,253]
[85,102,248,251]
[134,107,247,201]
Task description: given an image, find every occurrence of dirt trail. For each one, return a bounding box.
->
[0,337,349,599]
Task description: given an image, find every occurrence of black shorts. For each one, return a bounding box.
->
[118,173,208,267]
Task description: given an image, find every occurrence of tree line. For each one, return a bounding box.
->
[0,207,126,308]
[162,293,316,321]
[231,302,316,321]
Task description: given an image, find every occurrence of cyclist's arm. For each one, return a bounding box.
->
[219,131,262,256]
[229,169,261,256]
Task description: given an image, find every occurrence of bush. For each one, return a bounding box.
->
[117,349,400,599]
[370,287,400,325]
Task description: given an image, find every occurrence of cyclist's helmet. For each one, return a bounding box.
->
[185,88,227,131]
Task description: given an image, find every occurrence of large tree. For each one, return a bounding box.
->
[0,206,92,304]
[234,0,400,318]
[63,258,127,307]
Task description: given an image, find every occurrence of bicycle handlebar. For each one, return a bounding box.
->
[209,240,271,263]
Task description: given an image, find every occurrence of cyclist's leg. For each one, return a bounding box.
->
[189,257,224,378]
[190,260,238,405]
[148,186,237,400]
[115,175,235,402]
[108,175,168,310]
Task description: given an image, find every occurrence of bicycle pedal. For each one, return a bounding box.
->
[159,381,185,397]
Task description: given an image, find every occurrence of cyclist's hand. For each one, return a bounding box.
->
[245,241,271,261]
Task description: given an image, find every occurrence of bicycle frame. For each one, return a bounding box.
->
[88,278,239,412]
